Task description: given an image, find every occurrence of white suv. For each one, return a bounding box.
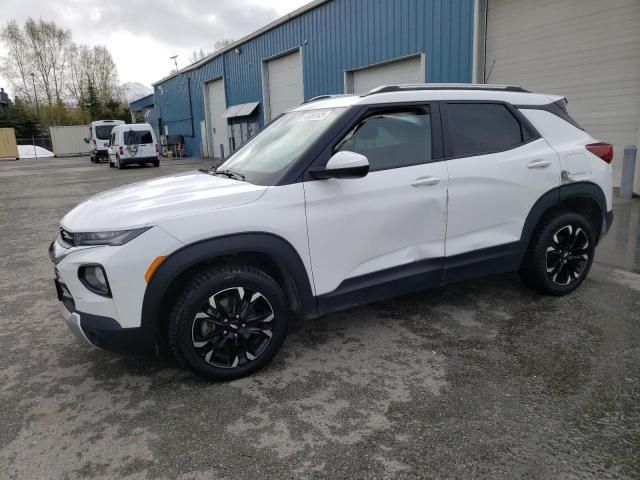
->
[50,84,614,381]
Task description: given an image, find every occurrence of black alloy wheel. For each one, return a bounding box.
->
[519,211,595,296]
[192,286,275,368]
[168,265,289,381]
[545,224,590,286]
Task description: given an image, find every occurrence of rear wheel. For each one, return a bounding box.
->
[153,159,160,167]
[519,211,595,295]
[168,265,289,381]
[108,157,114,168]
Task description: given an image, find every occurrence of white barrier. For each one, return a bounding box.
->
[50,125,88,157]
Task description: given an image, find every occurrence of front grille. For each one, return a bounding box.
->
[59,228,75,247]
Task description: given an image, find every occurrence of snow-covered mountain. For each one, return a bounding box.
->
[120,82,153,104]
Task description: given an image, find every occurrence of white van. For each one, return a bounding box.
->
[85,120,125,162]
[108,123,159,169]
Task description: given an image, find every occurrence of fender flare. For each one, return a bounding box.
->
[520,181,607,249]
[140,232,317,331]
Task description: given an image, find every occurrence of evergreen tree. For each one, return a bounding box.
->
[0,97,40,137]
[85,78,101,120]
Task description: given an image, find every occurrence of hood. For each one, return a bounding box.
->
[62,170,267,231]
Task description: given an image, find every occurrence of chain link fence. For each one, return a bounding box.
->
[15,136,53,158]
[16,136,52,151]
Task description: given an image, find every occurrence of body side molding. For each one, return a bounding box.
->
[317,181,608,317]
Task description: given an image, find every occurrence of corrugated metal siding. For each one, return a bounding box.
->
[485,0,640,186]
[154,0,475,157]
[129,94,154,112]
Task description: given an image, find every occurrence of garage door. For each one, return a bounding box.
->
[349,56,424,94]
[265,50,304,121]
[206,78,228,158]
[485,0,640,186]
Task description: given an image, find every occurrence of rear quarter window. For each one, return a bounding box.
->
[446,103,526,158]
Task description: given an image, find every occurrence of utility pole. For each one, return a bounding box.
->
[30,72,40,119]
[170,55,179,72]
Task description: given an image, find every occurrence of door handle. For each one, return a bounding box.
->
[411,176,440,187]
[527,159,551,169]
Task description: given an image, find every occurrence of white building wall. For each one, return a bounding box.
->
[484,0,640,187]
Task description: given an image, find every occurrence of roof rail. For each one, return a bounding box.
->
[365,83,531,96]
[303,94,350,104]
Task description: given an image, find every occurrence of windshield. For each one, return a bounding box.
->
[95,125,116,140]
[216,107,345,185]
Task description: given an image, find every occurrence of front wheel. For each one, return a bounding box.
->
[519,211,596,295]
[168,265,289,381]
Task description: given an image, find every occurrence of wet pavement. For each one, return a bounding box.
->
[0,156,639,479]
[598,195,640,273]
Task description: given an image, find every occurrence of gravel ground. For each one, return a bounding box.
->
[1,156,638,479]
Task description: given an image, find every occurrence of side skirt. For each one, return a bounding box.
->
[316,242,524,317]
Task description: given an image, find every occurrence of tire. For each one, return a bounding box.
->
[153,159,160,167]
[519,211,596,296]
[108,158,114,168]
[90,155,96,163]
[168,265,289,381]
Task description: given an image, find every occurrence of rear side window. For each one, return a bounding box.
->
[124,130,153,144]
[335,108,432,171]
[446,103,526,157]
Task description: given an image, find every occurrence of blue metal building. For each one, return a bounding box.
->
[152,0,478,158]
[128,93,155,123]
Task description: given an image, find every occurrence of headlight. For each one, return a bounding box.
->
[78,264,111,297]
[62,227,150,246]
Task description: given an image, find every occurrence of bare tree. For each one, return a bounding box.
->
[214,38,235,51]
[67,44,90,106]
[0,20,33,101]
[189,48,208,64]
[91,45,120,104]
[23,18,71,105]
[1,18,120,111]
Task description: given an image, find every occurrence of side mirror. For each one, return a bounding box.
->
[310,151,369,179]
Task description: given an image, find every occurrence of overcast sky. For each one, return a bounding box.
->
[0,0,311,96]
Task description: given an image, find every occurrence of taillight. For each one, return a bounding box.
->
[119,146,124,156]
[586,142,613,163]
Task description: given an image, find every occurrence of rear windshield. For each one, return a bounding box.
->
[124,130,153,144]
[95,125,116,140]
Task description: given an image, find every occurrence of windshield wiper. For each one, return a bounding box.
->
[214,169,246,181]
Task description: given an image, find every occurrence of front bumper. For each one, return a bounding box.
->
[55,275,157,354]
[49,226,183,354]
[58,299,94,347]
